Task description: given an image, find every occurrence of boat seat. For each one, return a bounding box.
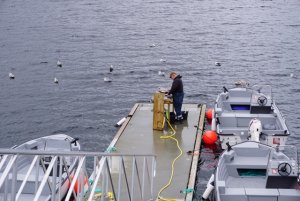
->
[236,116,277,127]
[278,189,300,201]
[262,129,287,135]
[226,156,269,177]
[218,127,248,135]
[245,188,279,199]
[216,180,226,194]
[226,176,266,188]
[228,155,269,166]
[219,188,247,201]
[218,115,237,127]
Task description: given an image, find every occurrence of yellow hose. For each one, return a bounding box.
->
[157,118,183,201]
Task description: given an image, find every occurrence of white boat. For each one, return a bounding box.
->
[0,134,80,201]
[212,141,300,201]
[212,83,289,149]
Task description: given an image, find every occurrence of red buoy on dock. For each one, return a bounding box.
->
[203,130,218,145]
[69,175,88,194]
[206,108,214,120]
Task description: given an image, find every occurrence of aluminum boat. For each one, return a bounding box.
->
[0,134,80,201]
[212,141,300,201]
[212,83,289,149]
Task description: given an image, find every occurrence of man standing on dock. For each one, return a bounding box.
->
[168,71,184,121]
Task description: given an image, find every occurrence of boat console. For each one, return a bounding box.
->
[250,91,273,114]
[266,148,299,189]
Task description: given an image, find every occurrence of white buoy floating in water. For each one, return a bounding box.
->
[149,43,156,47]
[57,60,62,67]
[54,77,59,84]
[115,117,126,127]
[215,62,221,66]
[290,73,294,78]
[158,70,165,76]
[9,73,15,79]
[104,77,112,82]
[160,58,166,63]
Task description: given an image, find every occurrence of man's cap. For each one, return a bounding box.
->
[169,71,176,78]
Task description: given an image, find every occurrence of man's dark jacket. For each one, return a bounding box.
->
[168,75,183,95]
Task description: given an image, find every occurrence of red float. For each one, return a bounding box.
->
[203,130,218,145]
[69,175,88,194]
[206,108,214,120]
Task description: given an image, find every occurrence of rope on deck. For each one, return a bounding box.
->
[157,116,183,201]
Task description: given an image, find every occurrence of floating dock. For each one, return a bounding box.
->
[0,102,206,201]
[107,102,206,200]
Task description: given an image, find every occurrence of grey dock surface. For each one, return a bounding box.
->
[108,103,206,200]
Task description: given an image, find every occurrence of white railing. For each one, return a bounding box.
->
[0,149,156,201]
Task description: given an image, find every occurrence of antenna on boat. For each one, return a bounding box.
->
[71,137,79,146]
[226,142,232,151]
[223,86,228,93]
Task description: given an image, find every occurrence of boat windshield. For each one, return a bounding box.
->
[252,84,272,101]
[272,145,299,177]
[277,145,298,162]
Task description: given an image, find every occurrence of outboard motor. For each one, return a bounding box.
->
[248,118,262,142]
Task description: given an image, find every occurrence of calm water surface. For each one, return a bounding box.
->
[0,0,299,199]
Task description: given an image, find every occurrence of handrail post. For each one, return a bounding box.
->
[0,155,8,171]
[35,156,39,193]
[121,156,132,201]
[117,156,122,201]
[33,156,58,201]
[4,170,9,201]
[134,157,143,201]
[65,156,86,201]
[101,158,105,201]
[151,156,156,200]
[105,157,116,201]
[142,157,146,200]
[57,156,63,200]
[63,156,78,200]
[51,157,57,201]
[131,157,136,200]
[11,155,17,201]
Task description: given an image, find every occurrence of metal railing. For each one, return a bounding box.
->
[0,149,156,201]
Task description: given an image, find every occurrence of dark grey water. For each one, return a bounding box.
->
[0,0,300,199]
